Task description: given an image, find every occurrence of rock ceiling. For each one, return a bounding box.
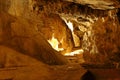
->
[64,0,120,10]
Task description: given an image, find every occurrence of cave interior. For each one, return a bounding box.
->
[0,0,120,80]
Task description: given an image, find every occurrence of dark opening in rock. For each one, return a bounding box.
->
[81,70,96,80]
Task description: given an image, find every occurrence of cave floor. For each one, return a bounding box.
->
[0,63,120,80]
[51,63,120,80]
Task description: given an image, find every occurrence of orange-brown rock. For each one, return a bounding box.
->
[0,12,68,65]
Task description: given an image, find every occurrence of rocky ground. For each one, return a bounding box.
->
[0,63,120,80]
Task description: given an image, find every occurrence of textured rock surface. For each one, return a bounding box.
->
[37,14,74,53]
[82,10,120,64]
[0,0,120,80]
[0,0,120,67]
[0,0,68,65]
[64,0,120,10]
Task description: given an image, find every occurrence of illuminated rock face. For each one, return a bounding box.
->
[38,14,74,54]
[0,1,68,65]
[91,11,120,63]
[0,0,120,64]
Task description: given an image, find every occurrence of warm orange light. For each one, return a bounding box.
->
[64,49,84,56]
[48,34,64,51]
[66,21,74,32]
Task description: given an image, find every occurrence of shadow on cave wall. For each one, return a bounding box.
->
[117,9,120,22]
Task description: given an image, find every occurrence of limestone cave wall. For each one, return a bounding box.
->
[0,0,68,65]
[83,10,120,64]
[0,0,120,65]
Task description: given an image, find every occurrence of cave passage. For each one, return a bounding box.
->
[0,0,120,80]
